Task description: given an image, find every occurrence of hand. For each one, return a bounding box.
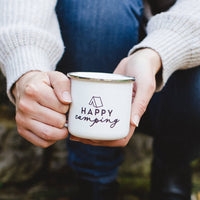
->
[13,71,71,148]
[70,48,161,147]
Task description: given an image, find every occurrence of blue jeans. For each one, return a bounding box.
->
[56,0,200,184]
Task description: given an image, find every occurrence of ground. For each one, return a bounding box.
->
[0,132,199,200]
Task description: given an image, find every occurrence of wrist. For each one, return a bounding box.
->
[131,48,162,75]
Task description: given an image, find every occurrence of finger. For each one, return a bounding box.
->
[37,85,70,114]
[23,79,69,114]
[17,126,56,148]
[18,98,67,129]
[16,110,68,141]
[131,78,155,127]
[70,125,135,147]
[48,71,72,104]
[26,119,68,141]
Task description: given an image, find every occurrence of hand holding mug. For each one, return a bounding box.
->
[67,72,135,144]
[13,71,71,148]
[70,48,161,147]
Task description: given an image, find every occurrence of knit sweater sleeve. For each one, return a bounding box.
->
[0,0,64,102]
[129,0,200,91]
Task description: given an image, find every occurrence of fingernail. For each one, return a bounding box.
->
[62,91,72,102]
[132,115,140,127]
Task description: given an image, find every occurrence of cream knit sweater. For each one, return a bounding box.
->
[0,0,200,102]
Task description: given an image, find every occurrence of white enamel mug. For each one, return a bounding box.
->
[66,72,135,140]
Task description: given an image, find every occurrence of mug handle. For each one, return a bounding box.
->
[64,123,68,128]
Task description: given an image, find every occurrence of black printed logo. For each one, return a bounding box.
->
[89,96,103,108]
[74,96,120,128]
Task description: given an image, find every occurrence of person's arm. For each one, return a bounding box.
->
[130,0,200,91]
[0,0,71,148]
[0,0,64,103]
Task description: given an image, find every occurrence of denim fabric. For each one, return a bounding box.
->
[138,66,200,169]
[56,0,143,183]
[56,0,200,184]
[147,67,200,167]
[56,0,143,74]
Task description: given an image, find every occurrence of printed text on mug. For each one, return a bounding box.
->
[74,96,120,128]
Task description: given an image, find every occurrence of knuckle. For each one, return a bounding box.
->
[59,105,69,114]
[15,113,25,127]
[24,83,38,97]
[41,128,52,140]
[148,80,156,92]
[15,113,20,124]
[137,100,147,114]
[17,126,24,137]
[143,77,156,91]
[56,115,66,129]
[62,129,68,139]
[18,99,31,112]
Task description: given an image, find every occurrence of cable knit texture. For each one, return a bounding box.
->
[0,0,200,102]
[129,0,200,90]
[0,0,64,103]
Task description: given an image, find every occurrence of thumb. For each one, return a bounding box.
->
[47,71,72,104]
[130,80,155,127]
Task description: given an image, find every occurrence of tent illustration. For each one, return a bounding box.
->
[89,96,103,108]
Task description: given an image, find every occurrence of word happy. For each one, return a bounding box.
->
[75,107,120,128]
